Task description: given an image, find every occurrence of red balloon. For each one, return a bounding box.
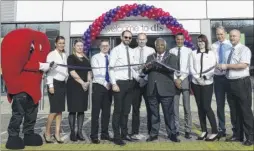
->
[165,12,170,16]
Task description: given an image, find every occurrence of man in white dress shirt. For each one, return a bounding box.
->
[218,29,253,146]
[109,30,136,146]
[90,39,112,144]
[211,26,234,138]
[131,33,155,139]
[170,33,192,139]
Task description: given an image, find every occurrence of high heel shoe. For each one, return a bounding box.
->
[197,132,208,140]
[43,133,54,143]
[53,135,64,144]
[205,134,221,141]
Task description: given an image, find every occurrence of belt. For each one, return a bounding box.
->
[228,76,249,81]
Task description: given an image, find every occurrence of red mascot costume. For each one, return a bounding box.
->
[1,28,56,149]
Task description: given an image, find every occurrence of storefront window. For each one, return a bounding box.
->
[211,19,254,75]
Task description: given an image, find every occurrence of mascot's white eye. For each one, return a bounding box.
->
[30,42,35,53]
[39,44,42,51]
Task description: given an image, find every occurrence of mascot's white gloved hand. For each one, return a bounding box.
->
[39,61,57,72]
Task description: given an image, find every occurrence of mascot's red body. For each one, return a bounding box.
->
[1,28,53,149]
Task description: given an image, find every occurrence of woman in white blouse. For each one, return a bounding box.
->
[190,34,220,141]
[44,36,68,143]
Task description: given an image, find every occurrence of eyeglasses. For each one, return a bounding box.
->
[124,36,132,40]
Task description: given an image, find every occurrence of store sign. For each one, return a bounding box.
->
[100,20,171,35]
[70,20,200,36]
[70,20,172,36]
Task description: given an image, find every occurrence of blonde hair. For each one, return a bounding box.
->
[72,39,89,61]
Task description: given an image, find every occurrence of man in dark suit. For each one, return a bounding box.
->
[143,38,180,142]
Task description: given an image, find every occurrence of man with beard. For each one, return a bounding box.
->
[109,30,136,146]
[131,33,155,139]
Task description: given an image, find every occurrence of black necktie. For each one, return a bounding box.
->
[177,47,181,68]
[126,46,131,79]
[226,47,235,77]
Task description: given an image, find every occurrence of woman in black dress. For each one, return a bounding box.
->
[67,39,92,141]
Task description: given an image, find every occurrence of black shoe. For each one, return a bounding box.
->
[169,135,181,142]
[113,138,126,146]
[226,137,242,142]
[185,132,192,139]
[197,132,208,140]
[146,136,158,142]
[205,134,221,141]
[218,131,226,137]
[53,135,64,144]
[91,139,100,144]
[122,135,134,142]
[242,140,254,146]
[101,135,113,141]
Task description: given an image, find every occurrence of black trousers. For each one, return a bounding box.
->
[148,86,176,137]
[112,80,135,139]
[132,82,151,134]
[214,75,236,133]
[228,77,254,141]
[191,83,218,134]
[8,92,39,136]
[90,83,112,139]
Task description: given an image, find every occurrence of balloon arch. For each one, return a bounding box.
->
[82,3,195,53]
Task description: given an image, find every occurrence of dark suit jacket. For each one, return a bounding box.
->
[143,51,179,97]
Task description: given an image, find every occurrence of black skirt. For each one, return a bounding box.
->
[48,79,66,113]
[66,78,89,112]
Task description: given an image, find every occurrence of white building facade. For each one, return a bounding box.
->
[1,0,253,111]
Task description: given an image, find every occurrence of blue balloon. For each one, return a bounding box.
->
[175,22,179,27]
[145,5,150,10]
[168,16,173,21]
[116,6,120,10]
[137,4,142,9]
[133,12,138,16]
[113,8,117,14]
[160,20,165,25]
[89,25,92,29]
[126,13,131,17]
[179,24,183,28]
[151,5,154,8]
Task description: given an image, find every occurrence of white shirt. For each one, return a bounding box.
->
[132,46,155,82]
[227,43,251,79]
[46,49,68,88]
[109,42,136,84]
[190,49,217,85]
[169,46,192,80]
[91,52,110,88]
[211,40,232,75]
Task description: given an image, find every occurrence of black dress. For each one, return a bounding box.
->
[66,55,91,112]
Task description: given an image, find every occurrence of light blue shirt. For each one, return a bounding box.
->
[212,40,232,75]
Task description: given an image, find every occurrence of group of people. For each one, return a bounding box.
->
[42,27,253,146]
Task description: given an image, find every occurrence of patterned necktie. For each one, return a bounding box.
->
[158,54,162,62]
[105,55,110,83]
[219,43,224,64]
[126,46,131,79]
[226,47,235,77]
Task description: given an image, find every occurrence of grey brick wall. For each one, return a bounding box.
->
[0,1,16,22]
